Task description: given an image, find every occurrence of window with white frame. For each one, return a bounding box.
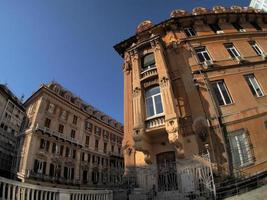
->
[211,80,233,106]
[228,129,253,167]
[33,159,46,174]
[249,41,263,55]
[195,47,212,63]
[145,86,164,118]
[244,74,264,97]
[184,27,196,37]
[224,43,241,58]
[64,167,74,180]
[141,53,156,72]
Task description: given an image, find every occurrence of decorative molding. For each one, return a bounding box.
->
[159,76,169,88]
[132,87,141,98]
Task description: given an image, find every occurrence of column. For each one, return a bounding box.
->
[152,39,184,157]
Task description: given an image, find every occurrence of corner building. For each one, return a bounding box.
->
[114,5,267,189]
[0,84,26,178]
[17,82,124,187]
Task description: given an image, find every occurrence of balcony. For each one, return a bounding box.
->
[140,67,158,81]
[35,124,82,146]
[145,115,165,129]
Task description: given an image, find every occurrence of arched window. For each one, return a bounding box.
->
[145,86,163,118]
[141,53,155,71]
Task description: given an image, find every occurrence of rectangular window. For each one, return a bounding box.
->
[250,21,262,31]
[250,41,263,55]
[103,142,107,153]
[85,135,90,146]
[95,126,101,136]
[60,145,64,156]
[65,147,70,157]
[52,143,56,154]
[209,23,223,33]
[232,22,245,32]
[211,80,233,106]
[184,27,196,37]
[72,149,76,159]
[71,129,76,139]
[85,122,93,132]
[73,115,78,125]
[44,118,51,128]
[58,124,64,133]
[95,139,99,151]
[111,145,114,153]
[244,74,264,97]
[33,160,46,174]
[195,47,212,63]
[228,129,253,167]
[224,43,240,58]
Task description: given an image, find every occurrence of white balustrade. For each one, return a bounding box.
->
[145,116,165,129]
[0,176,113,200]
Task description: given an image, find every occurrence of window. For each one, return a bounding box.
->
[209,23,223,33]
[244,74,264,97]
[44,118,51,128]
[250,21,262,31]
[184,27,196,37]
[65,147,70,157]
[60,110,67,120]
[224,43,240,58]
[73,115,78,125]
[85,135,90,146]
[211,80,233,106]
[232,22,245,32]
[71,130,76,139]
[85,122,93,132]
[145,86,163,118]
[194,47,212,63]
[49,163,55,176]
[95,126,101,136]
[52,143,57,154]
[250,41,263,55]
[111,145,114,153]
[40,139,50,151]
[81,152,85,161]
[228,129,253,167]
[58,124,64,133]
[60,145,64,156]
[95,139,99,151]
[72,149,76,159]
[103,142,107,153]
[33,160,46,174]
[141,53,156,71]
[64,167,74,180]
[118,147,121,154]
[48,103,55,114]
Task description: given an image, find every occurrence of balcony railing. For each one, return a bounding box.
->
[35,124,82,146]
[145,115,165,129]
[140,67,158,81]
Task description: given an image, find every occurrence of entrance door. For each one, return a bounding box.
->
[156,151,177,191]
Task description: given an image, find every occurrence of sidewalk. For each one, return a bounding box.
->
[226,185,267,200]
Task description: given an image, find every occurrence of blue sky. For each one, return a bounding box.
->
[0,0,248,123]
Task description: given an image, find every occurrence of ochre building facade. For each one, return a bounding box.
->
[17,82,124,187]
[114,5,267,182]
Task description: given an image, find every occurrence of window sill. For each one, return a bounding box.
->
[145,114,165,121]
[140,66,157,75]
[219,102,235,108]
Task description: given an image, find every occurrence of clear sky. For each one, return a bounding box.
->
[0,0,248,123]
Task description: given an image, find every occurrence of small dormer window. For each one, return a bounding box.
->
[141,53,156,72]
[184,27,196,37]
[209,23,223,33]
[232,22,245,32]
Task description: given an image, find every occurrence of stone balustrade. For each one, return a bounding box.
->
[140,67,157,81]
[145,115,165,129]
[0,176,113,200]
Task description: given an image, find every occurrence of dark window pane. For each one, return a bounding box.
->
[211,82,224,106]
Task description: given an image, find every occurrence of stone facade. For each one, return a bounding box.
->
[114,5,267,186]
[0,84,26,178]
[16,82,124,187]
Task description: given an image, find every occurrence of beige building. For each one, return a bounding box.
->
[114,5,267,192]
[17,82,124,187]
[0,84,26,178]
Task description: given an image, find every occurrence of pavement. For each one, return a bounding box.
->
[225,184,267,200]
